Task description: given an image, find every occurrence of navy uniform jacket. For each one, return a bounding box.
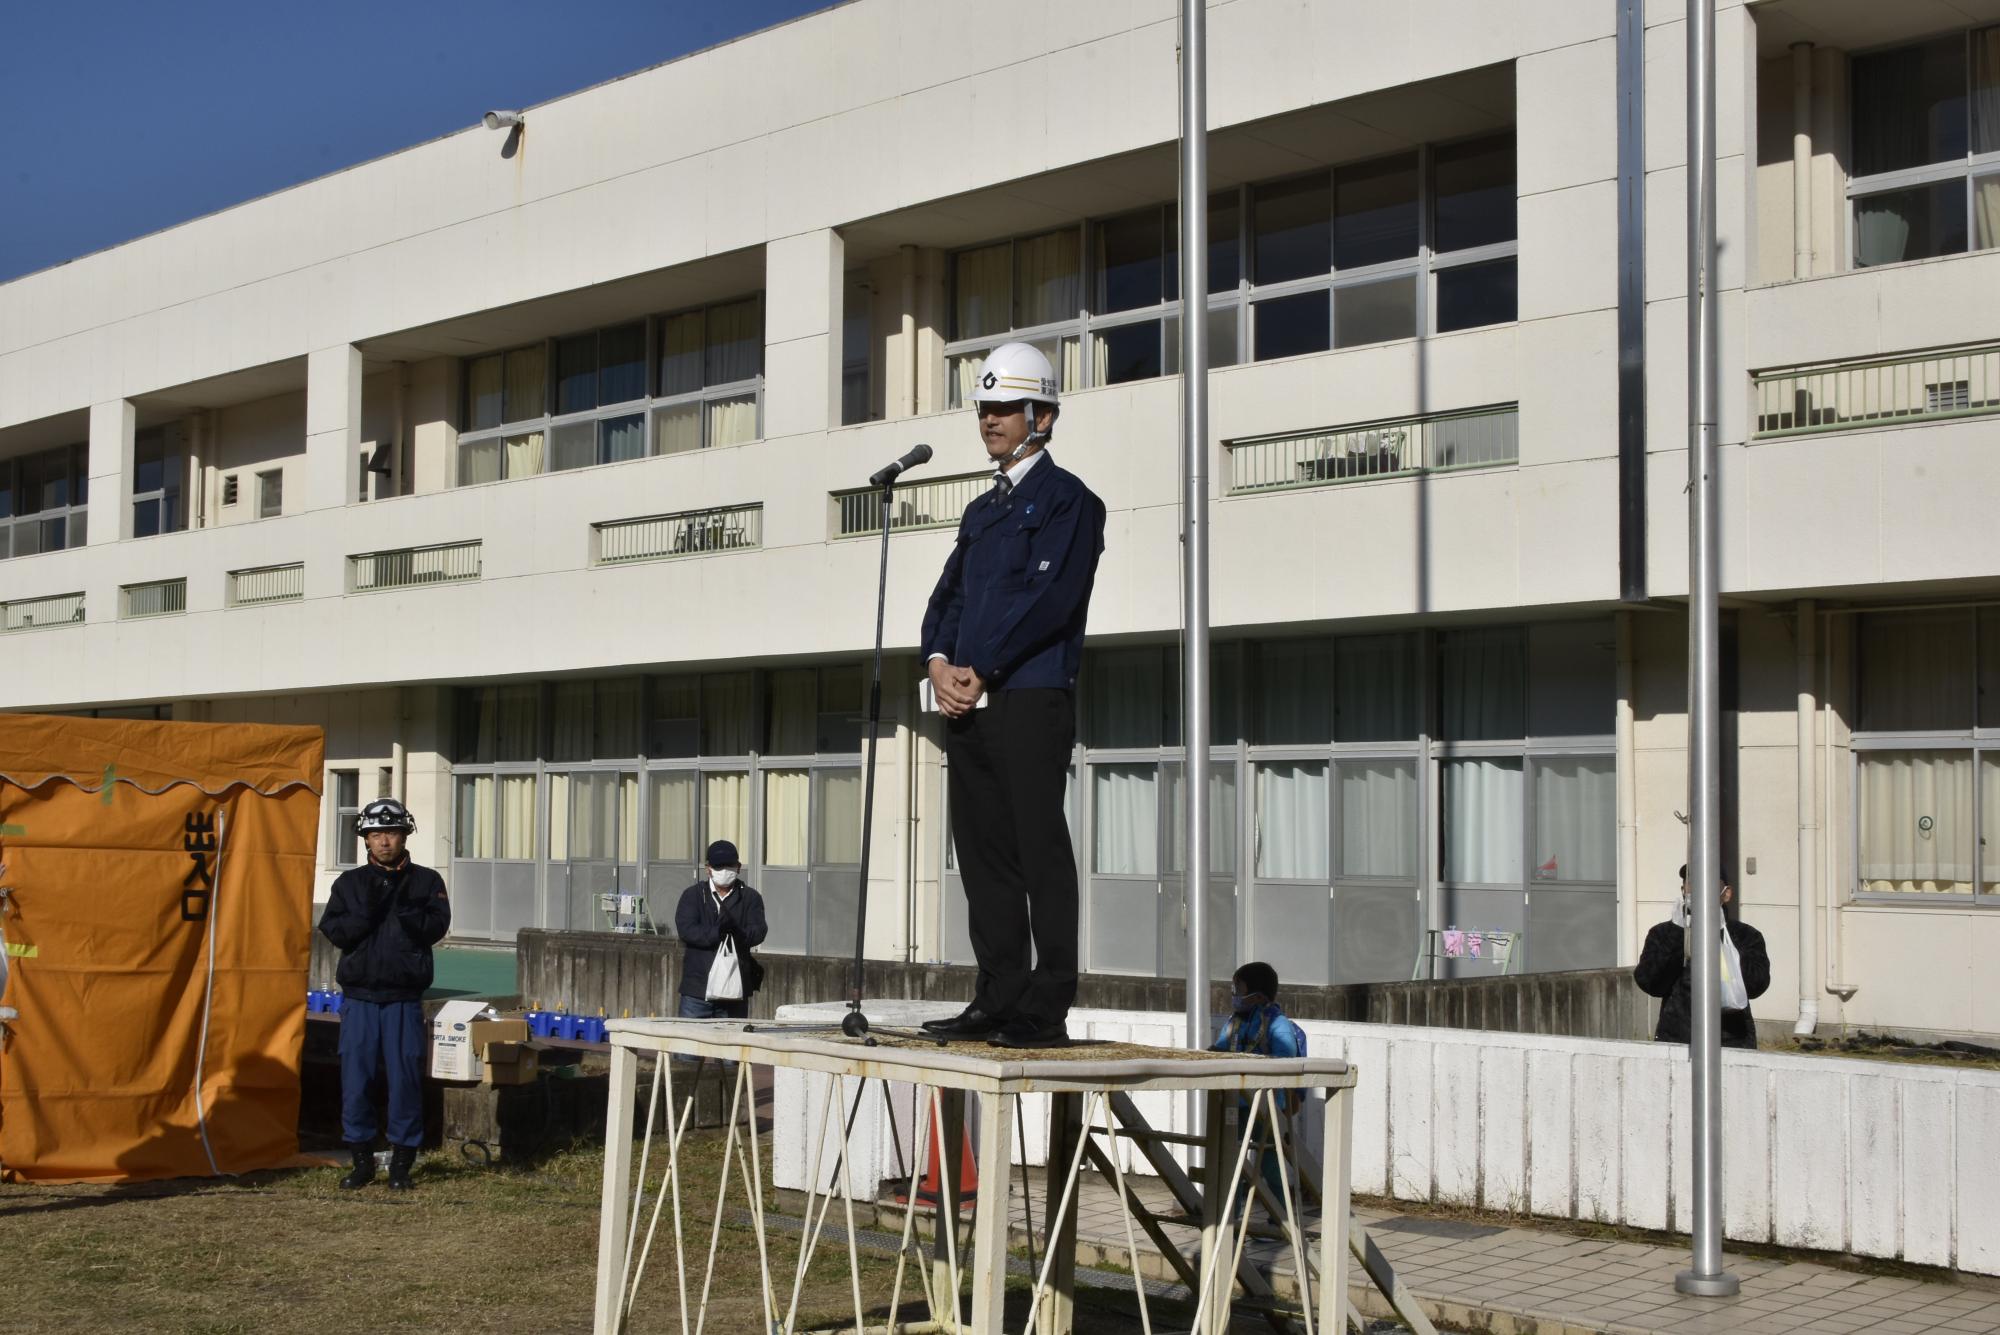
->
[920,451,1106,690]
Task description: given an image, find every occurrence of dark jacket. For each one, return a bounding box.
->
[919,450,1107,691]
[317,859,451,1004]
[675,881,769,1000]
[1634,915,1771,1050]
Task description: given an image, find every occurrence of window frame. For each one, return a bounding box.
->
[256,468,284,520]
[131,425,187,540]
[1847,25,2000,269]
[0,443,89,560]
[454,299,767,489]
[330,769,361,869]
[941,133,1518,403]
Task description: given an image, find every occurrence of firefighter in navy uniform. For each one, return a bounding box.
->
[919,342,1106,1049]
[317,798,450,1190]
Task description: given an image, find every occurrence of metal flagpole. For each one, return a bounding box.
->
[1677,0,1738,1299]
[1179,0,1211,1070]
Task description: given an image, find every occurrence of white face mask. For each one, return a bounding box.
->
[711,868,738,888]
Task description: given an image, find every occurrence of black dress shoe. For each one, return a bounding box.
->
[989,1017,1069,1049]
[921,1006,1003,1037]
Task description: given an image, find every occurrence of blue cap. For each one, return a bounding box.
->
[705,840,740,868]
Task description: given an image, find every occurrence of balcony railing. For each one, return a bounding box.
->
[594,504,764,565]
[348,540,481,593]
[1753,342,2000,439]
[832,472,990,539]
[1226,404,1519,495]
[228,562,305,607]
[2,591,85,632]
[121,578,186,619]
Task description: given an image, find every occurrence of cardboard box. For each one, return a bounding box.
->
[468,1017,530,1054]
[481,1040,543,1088]
[429,1000,490,1080]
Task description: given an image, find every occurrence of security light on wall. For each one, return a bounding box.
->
[482,110,523,131]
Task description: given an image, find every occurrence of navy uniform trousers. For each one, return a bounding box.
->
[945,687,1079,1024]
[339,997,427,1148]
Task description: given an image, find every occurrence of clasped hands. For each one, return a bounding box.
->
[927,659,986,719]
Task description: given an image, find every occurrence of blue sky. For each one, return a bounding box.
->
[0,0,834,284]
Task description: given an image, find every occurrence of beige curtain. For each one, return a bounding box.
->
[499,775,537,859]
[459,775,496,859]
[651,773,697,862]
[954,243,1010,340]
[504,345,546,423]
[551,682,593,762]
[659,311,705,395]
[950,353,984,410]
[706,298,763,385]
[816,768,863,865]
[618,773,640,864]
[1976,173,2000,253]
[702,673,754,755]
[504,431,544,479]
[706,395,759,447]
[1015,230,1081,327]
[547,773,571,861]
[704,771,750,853]
[1975,27,2000,156]
[459,438,502,487]
[595,678,643,757]
[1859,750,1972,893]
[466,356,504,430]
[654,404,701,456]
[763,769,810,867]
[766,669,817,756]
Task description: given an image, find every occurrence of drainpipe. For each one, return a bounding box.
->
[1792,43,1814,278]
[187,414,205,529]
[1822,614,1859,1009]
[1616,611,1640,964]
[1793,600,1819,1036]
[899,245,918,418]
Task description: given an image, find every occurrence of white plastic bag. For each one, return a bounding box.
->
[1718,927,1748,1011]
[706,931,744,1002]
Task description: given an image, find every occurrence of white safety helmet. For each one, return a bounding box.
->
[968,341,1060,455]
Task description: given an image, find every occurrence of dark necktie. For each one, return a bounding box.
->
[993,473,1013,498]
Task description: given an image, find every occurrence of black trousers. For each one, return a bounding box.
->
[944,687,1078,1024]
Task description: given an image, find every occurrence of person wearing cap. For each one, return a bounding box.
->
[919,341,1107,1050]
[316,798,450,1191]
[674,840,768,1020]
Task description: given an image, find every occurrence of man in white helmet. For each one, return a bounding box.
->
[918,342,1106,1048]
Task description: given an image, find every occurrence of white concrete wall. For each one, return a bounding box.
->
[773,1002,2000,1276]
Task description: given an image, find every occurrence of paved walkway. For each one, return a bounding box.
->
[955,1169,2000,1334]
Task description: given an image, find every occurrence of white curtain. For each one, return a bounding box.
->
[1977,173,2000,253]
[459,438,502,487]
[705,771,750,852]
[466,355,504,430]
[1860,611,1971,730]
[504,346,545,423]
[1973,27,2000,155]
[468,685,537,762]
[457,776,495,859]
[1532,756,1615,883]
[954,243,1010,340]
[816,768,863,865]
[1859,750,1972,893]
[1443,757,1522,884]
[1166,763,1237,876]
[1336,634,1416,741]
[1855,193,1915,268]
[654,403,701,456]
[1255,761,1328,880]
[1088,649,1161,748]
[1337,759,1416,880]
[651,772,697,863]
[950,353,984,410]
[1440,628,1525,741]
[764,769,810,866]
[504,431,545,479]
[1092,764,1158,877]
[1015,230,1081,328]
[603,413,645,463]
[618,773,639,864]
[706,395,759,447]
[499,775,537,859]
[547,773,571,861]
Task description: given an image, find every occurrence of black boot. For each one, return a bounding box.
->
[339,1143,375,1190]
[385,1145,418,1191]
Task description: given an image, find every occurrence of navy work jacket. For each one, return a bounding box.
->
[918,450,1106,691]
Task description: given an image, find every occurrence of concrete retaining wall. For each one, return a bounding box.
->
[769,1001,2000,1277]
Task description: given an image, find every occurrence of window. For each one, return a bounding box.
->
[132,425,186,538]
[456,300,765,487]
[1850,27,2000,267]
[0,444,88,559]
[257,469,283,519]
[1852,607,2000,901]
[841,269,876,425]
[331,770,360,867]
[944,135,1517,398]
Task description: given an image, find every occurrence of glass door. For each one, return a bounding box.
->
[550,769,638,930]
[1160,759,1240,982]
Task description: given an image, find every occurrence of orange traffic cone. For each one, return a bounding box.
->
[899,1116,978,1210]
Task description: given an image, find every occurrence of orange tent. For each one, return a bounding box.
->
[0,713,323,1183]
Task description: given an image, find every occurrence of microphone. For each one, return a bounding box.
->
[868,443,932,487]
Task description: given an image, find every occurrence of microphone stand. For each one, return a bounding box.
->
[838,477,898,1038]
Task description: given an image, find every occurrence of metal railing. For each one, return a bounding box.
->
[121,579,186,619]
[831,471,990,538]
[1226,404,1518,494]
[2,591,85,632]
[228,562,305,607]
[347,540,482,593]
[595,504,764,565]
[1753,342,2000,439]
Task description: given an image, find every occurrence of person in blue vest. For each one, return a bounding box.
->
[316,798,450,1191]
[918,342,1107,1049]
